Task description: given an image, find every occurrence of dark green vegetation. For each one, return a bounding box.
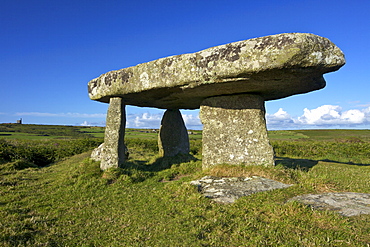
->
[79,126,202,140]
[0,123,202,140]
[269,129,370,142]
[0,138,103,168]
[269,129,370,165]
[1,124,370,246]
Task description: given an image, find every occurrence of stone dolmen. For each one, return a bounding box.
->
[88,33,345,170]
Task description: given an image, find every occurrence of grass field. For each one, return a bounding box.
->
[0,124,92,139]
[1,124,370,246]
[3,123,368,142]
[0,123,203,140]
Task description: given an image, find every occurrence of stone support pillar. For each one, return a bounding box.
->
[158,109,190,157]
[100,97,127,170]
[200,94,274,169]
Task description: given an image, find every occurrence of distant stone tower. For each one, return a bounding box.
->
[16,118,22,124]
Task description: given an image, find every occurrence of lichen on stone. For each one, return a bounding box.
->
[87,33,345,109]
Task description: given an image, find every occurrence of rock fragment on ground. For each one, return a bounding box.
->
[190,176,292,203]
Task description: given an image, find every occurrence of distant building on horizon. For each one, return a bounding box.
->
[16,118,22,124]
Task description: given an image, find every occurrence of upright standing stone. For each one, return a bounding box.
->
[200,94,274,169]
[100,97,127,170]
[158,109,190,157]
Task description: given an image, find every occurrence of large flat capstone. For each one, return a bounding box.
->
[88,33,344,109]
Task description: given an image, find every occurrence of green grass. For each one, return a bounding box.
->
[268,130,309,140]
[1,127,370,245]
[0,138,103,167]
[0,124,92,139]
[123,129,202,140]
[1,124,203,140]
[269,129,370,142]
[272,140,370,165]
[268,129,370,142]
[1,151,370,246]
[295,129,370,141]
[7,124,370,142]
[0,132,68,140]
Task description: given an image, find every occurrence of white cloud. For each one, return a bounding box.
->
[79,121,103,126]
[81,121,90,126]
[15,112,106,118]
[266,108,294,127]
[297,105,367,125]
[12,106,370,130]
[182,114,202,129]
[125,112,202,129]
[267,105,370,129]
[352,102,370,108]
[11,111,201,129]
[364,106,370,121]
[126,112,163,128]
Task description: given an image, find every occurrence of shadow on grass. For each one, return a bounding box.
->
[275,157,318,171]
[123,153,198,172]
[318,159,370,167]
[101,154,198,184]
[276,157,370,170]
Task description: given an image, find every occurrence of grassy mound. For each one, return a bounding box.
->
[1,150,370,246]
[1,128,370,245]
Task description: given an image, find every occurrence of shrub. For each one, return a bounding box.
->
[0,138,16,162]
[190,139,202,155]
[54,139,103,160]
[0,138,103,168]
[0,159,38,171]
[125,138,158,153]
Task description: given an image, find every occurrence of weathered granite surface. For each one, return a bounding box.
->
[88,33,345,170]
[200,94,274,168]
[289,192,370,217]
[91,143,129,163]
[91,143,104,162]
[88,33,345,109]
[100,97,127,170]
[190,178,370,217]
[190,176,292,203]
[158,109,190,157]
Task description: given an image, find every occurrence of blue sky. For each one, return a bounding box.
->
[1,0,369,130]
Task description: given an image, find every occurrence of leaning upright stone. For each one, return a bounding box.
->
[158,109,190,157]
[200,94,274,169]
[100,97,127,170]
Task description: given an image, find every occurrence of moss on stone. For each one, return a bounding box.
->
[88,33,345,109]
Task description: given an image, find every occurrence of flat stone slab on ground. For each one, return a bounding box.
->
[190,176,292,203]
[289,192,370,217]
